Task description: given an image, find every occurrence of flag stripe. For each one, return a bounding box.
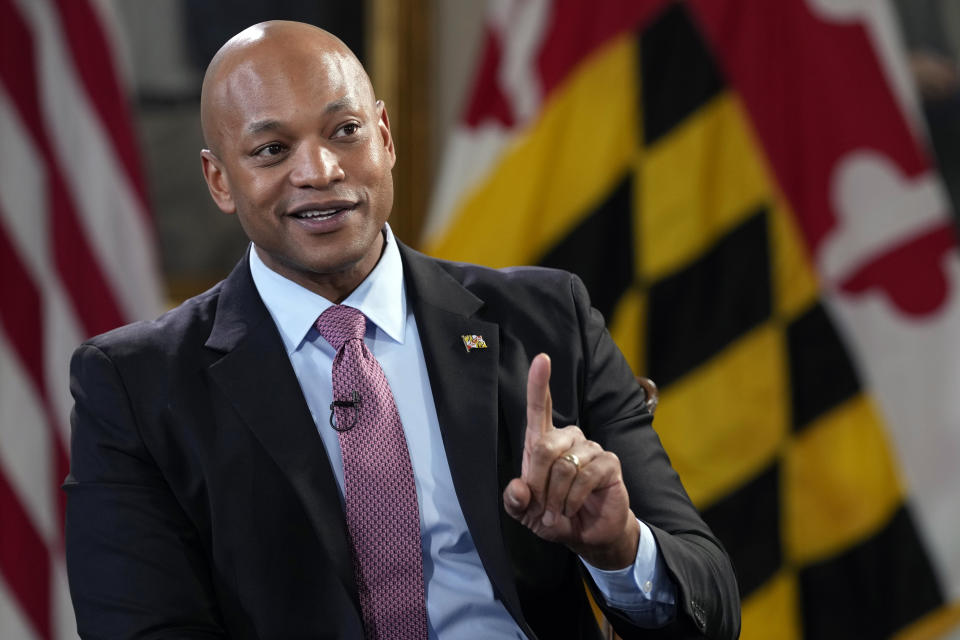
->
[0,572,40,640]
[0,0,127,336]
[0,342,56,545]
[0,222,59,540]
[1,0,163,635]
[0,89,86,454]
[51,0,149,213]
[0,91,49,284]
[49,164,129,336]
[0,219,45,394]
[0,464,51,640]
[0,95,73,548]
[13,0,162,325]
[0,215,73,546]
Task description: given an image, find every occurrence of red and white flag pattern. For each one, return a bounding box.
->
[0,0,163,637]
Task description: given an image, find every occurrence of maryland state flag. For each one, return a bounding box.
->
[425,1,960,637]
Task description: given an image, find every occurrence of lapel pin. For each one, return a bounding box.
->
[461,334,488,352]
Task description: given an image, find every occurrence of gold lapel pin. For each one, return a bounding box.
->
[461,334,488,352]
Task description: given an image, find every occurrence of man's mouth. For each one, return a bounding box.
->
[292,207,350,220]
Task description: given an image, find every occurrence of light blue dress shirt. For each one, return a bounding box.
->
[248,225,676,637]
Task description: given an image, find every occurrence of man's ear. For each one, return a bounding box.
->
[376,100,396,169]
[200,149,237,214]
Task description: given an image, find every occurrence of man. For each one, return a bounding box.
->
[65,21,739,639]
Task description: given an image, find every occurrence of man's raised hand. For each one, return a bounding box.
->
[502,353,640,570]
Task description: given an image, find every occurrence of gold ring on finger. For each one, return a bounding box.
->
[561,452,581,471]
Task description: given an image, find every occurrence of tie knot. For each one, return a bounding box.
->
[315,305,366,350]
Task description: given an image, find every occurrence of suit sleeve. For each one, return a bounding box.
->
[569,275,741,640]
[64,343,225,639]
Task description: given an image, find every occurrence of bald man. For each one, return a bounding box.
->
[65,21,739,640]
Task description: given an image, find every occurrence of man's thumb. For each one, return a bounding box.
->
[503,479,531,519]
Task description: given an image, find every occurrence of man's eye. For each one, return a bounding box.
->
[334,123,360,138]
[254,143,286,157]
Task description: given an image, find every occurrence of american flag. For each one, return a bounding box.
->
[0,0,163,637]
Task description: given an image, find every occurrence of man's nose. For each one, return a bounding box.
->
[290,144,345,187]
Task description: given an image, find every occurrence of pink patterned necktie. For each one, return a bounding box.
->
[315,304,428,639]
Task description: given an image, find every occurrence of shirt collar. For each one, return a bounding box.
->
[249,224,407,355]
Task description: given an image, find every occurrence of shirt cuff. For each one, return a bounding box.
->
[580,519,677,626]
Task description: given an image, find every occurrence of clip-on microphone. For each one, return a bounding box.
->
[329,390,361,432]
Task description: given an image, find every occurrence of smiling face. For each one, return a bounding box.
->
[200,22,395,301]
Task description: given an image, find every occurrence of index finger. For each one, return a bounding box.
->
[526,353,553,437]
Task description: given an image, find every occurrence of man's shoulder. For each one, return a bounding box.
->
[442,258,574,288]
[405,245,582,303]
[82,280,226,362]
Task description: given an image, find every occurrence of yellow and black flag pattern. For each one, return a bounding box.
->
[427,1,960,637]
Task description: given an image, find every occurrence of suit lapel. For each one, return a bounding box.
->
[204,255,359,611]
[400,244,528,627]
[201,246,527,630]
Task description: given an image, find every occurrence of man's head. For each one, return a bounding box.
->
[199,21,395,301]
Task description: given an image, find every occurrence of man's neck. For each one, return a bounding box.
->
[253,230,387,303]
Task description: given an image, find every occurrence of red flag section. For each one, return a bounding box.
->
[688,0,957,317]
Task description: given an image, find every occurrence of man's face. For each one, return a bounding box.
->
[202,39,395,298]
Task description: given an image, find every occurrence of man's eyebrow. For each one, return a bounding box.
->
[323,97,357,114]
[244,99,358,136]
[246,119,283,136]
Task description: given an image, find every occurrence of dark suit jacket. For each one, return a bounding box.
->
[65,243,740,640]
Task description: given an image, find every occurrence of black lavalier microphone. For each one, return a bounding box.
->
[329,390,361,432]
